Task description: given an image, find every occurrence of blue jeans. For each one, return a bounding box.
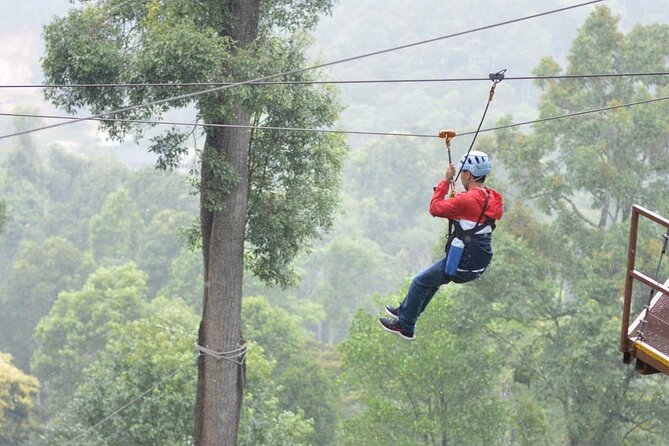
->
[398,257,481,332]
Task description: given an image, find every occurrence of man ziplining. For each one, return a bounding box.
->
[380,150,504,340]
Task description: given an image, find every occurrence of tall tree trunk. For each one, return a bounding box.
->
[195,1,260,445]
[598,193,610,229]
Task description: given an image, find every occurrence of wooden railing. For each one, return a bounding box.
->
[620,205,669,374]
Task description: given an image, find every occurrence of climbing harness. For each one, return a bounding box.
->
[444,188,496,246]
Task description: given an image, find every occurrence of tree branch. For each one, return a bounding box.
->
[560,195,598,228]
[622,418,654,441]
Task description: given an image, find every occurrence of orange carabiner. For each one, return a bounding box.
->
[438,129,457,148]
[438,129,457,197]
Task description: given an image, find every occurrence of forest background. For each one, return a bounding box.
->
[1,0,669,444]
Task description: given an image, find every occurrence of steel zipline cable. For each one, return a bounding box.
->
[7,1,638,442]
[1,71,668,89]
[0,1,633,443]
[0,0,605,142]
[3,94,667,140]
[467,95,669,136]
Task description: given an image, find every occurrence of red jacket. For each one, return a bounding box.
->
[429,180,504,228]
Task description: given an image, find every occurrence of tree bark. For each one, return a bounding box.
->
[598,192,610,229]
[195,1,260,445]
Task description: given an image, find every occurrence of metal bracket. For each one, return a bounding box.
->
[489,68,507,83]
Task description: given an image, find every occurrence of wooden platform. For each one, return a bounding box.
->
[626,283,669,375]
[620,205,669,376]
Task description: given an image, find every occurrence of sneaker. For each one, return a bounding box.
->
[379,317,415,340]
[385,305,399,319]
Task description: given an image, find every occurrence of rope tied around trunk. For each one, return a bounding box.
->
[196,342,248,366]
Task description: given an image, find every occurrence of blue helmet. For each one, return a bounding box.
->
[458,150,492,178]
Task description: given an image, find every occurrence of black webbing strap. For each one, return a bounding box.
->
[446,188,495,252]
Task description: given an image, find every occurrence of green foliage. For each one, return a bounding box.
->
[0,145,49,260]
[42,1,229,130]
[242,35,348,286]
[41,151,131,251]
[0,353,40,446]
[259,0,335,32]
[148,127,191,171]
[496,6,669,228]
[43,297,198,446]
[199,149,240,213]
[304,236,400,343]
[42,6,126,114]
[158,248,203,311]
[339,291,506,445]
[469,200,669,444]
[31,263,149,409]
[42,0,347,288]
[274,347,341,445]
[1,175,48,248]
[136,1,231,99]
[344,137,443,249]
[243,296,307,359]
[239,344,316,446]
[13,3,668,444]
[0,237,95,370]
[42,296,321,445]
[124,166,197,217]
[88,188,143,262]
[242,296,341,445]
[135,209,193,295]
[0,146,198,312]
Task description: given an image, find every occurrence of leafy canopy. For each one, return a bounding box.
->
[495,6,669,228]
[0,237,94,370]
[339,291,505,445]
[44,296,321,445]
[0,353,40,446]
[31,262,149,409]
[42,0,347,286]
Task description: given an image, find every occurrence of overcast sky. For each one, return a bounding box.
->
[0,0,666,163]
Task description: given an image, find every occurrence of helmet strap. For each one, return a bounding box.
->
[463,171,485,191]
[462,171,473,191]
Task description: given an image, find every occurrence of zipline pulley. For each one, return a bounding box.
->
[489,68,507,83]
[438,129,458,197]
[488,68,507,101]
